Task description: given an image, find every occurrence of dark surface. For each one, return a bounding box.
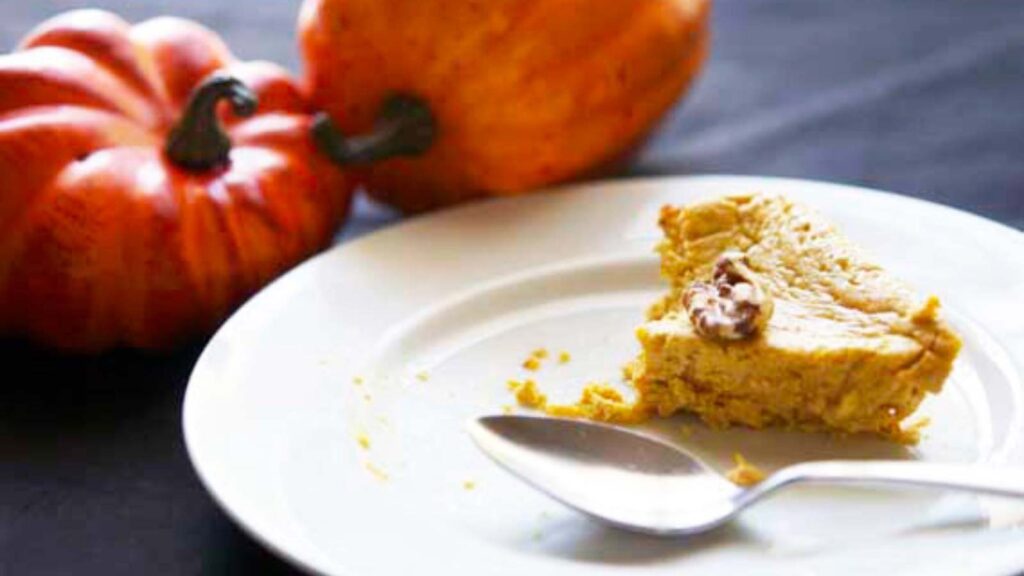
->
[2,1,1022,574]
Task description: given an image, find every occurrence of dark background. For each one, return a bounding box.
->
[2,1,1022,574]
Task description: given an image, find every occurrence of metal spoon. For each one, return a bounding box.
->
[467,415,1024,536]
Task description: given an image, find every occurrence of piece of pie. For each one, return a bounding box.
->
[629,193,961,442]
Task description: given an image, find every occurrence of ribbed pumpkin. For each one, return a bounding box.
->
[300,0,710,212]
[0,10,353,351]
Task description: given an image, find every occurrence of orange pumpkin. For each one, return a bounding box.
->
[300,0,710,212]
[0,10,353,351]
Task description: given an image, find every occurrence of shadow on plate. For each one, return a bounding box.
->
[519,513,763,565]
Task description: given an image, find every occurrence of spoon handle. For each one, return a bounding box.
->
[761,460,1024,499]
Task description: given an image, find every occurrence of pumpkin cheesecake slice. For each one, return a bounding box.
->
[630,193,961,442]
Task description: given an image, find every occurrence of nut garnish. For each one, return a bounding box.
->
[682,251,774,341]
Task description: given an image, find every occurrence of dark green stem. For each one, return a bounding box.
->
[165,73,257,171]
[312,93,436,165]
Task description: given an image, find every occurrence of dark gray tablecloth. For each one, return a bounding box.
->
[2,1,1022,574]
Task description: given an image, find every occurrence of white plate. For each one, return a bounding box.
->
[183,176,1024,576]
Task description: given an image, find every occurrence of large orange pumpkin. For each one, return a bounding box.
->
[300,0,710,212]
[0,10,353,351]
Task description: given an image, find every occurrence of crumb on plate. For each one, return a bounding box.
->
[903,416,931,443]
[508,379,547,409]
[416,371,429,382]
[463,480,476,491]
[522,348,550,371]
[356,432,371,450]
[558,351,571,364]
[726,453,765,487]
[365,462,389,482]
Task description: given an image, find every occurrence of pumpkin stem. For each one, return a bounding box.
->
[312,93,436,165]
[165,73,257,171]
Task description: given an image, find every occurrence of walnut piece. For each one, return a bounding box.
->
[682,251,774,341]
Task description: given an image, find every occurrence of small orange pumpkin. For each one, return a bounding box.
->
[300,0,710,212]
[0,10,353,351]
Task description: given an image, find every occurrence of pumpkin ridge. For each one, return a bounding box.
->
[90,161,132,347]
[0,172,85,344]
[0,105,157,236]
[129,17,236,112]
[228,147,309,240]
[212,155,300,295]
[133,154,197,348]
[231,114,353,242]
[173,173,230,328]
[19,9,174,125]
[0,47,164,128]
[206,179,250,323]
[218,173,276,292]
